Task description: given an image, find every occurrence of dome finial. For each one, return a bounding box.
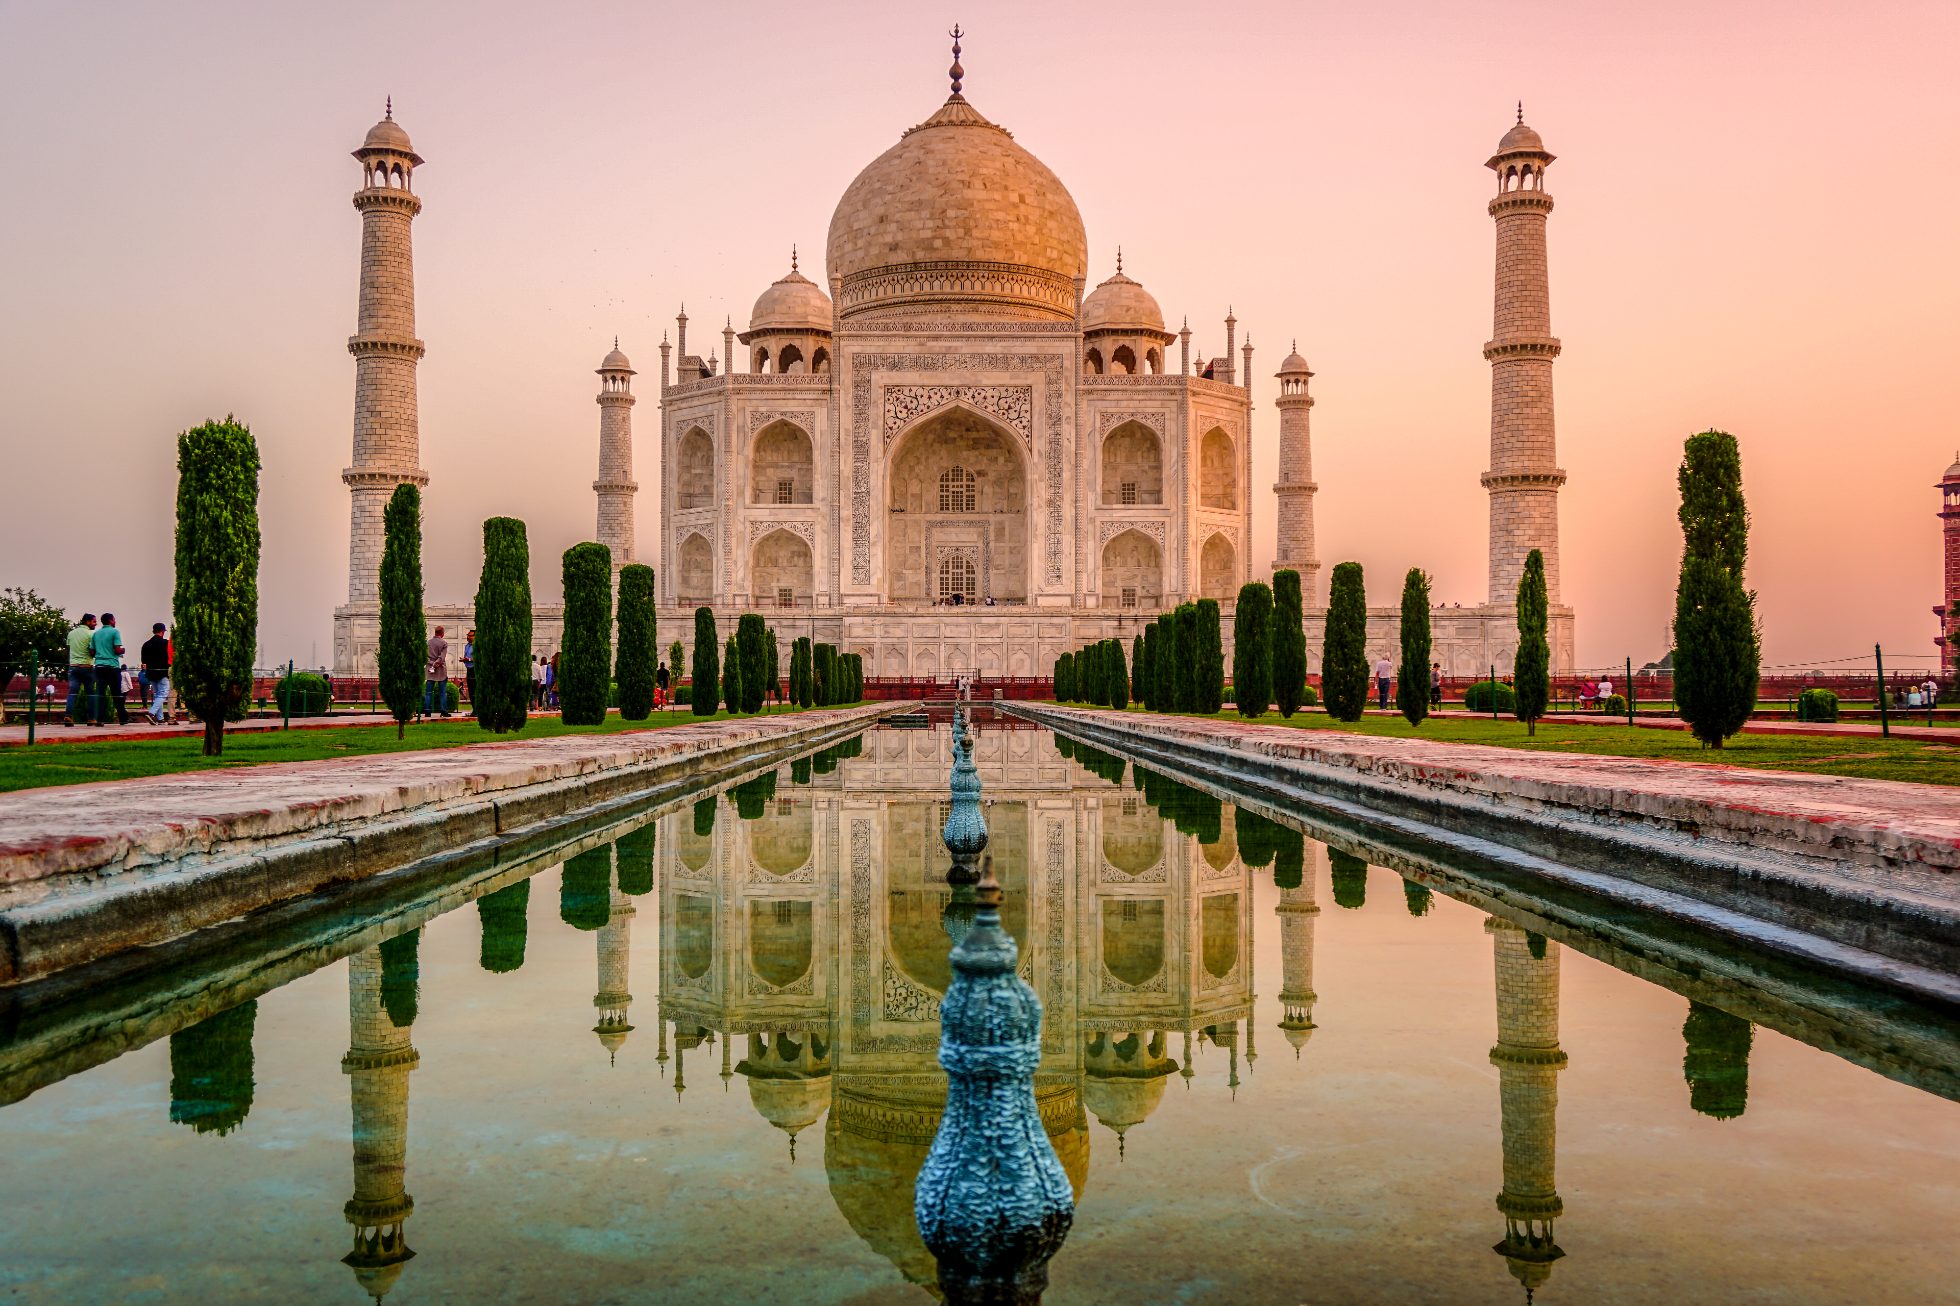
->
[791,243,798,273]
[385,95,392,121]
[948,24,964,97]
[1115,245,1123,274]
[613,335,619,350]
[1517,100,1524,125]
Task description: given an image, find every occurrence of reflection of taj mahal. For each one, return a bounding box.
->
[332,36,1576,675]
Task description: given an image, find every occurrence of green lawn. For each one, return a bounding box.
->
[0,708,816,793]
[1116,707,1960,787]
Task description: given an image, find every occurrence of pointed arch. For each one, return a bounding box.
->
[1199,531,1237,599]
[751,419,813,504]
[1200,426,1237,509]
[678,426,715,509]
[1101,420,1163,505]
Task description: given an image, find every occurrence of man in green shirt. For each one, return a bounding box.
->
[65,614,97,727]
[92,612,127,726]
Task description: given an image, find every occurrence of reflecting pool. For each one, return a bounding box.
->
[1,722,1956,1304]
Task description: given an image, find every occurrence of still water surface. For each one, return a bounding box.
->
[1,723,1955,1304]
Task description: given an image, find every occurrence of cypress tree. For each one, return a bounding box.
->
[1194,599,1224,714]
[474,517,533,733]
[737,613,767,714]
[1321,562,1369,723]
[1077,643,1096,704]
[614,565,656,720]
[792,636,813,707]
[172,417,261,757]
[1398,568,1432,728]
[1674,430,1760,748]
[1172,604,1199,712]
[814,643,835,706]
[559,847,612,931]
[1329,849,1369,909]
[379,929,420,1028]
[1233,581,1273,718]
[1054,652,1074,702]
[477,879,531,974]
[1107,638,1129,710]
[168,1000,257,1135]
[1133,632,1150,710]
[690,608,719,716]
[1271,569,1308,718]
[1154,614,1175,711]
[376,484,425,739]
[1682,1001,1754,1120]
[669,639,685,691]
[559,542,613,725]
[721,634,743,714]
[849,652,864,702]
[1514,550,1550,735]
[764,627,780,707]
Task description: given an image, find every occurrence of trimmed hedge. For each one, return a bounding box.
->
[1464,679,1517,713]
[273,671,332,718]
[1795,687,1838,722]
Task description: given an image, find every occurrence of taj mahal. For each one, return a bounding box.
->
[332,36,1576,679]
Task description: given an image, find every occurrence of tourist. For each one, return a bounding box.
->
[140,622,172,724]
[425,625,450,717]
[1923,677,1939,706]
[1597,675,1613,710]
[548,652,561,707]
[1907,685,1923,710]
[1373,655,1392,710]
[64,612,97,727]
[93,613,127,726]
[462,628,476,706]
[1430,662,1443,710]
[531,657,545,707]
[655,660,670,709]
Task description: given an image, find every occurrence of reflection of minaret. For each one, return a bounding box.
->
[341,945,418,1301]
[1276,876,1320,1058]
[1486,918,1566,1300]
[594,873,635,1064]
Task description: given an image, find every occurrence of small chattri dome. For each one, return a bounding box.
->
[1081,263,1165,335]
[749,261,834,334]
[600,341,634,373]
[363,116,413,153]
[1943,451,1960,481]
[1278,342,1311,374]
[1496,120,1544,154]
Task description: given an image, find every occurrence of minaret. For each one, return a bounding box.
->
[594,340,638,587]
[1485,917,1567,1299]
[341,945,418,1300]
[593,873,635,1064]
[1481,106,1566,607]
[342,101,429,611]
[1273,344,1321,605]
[1275,862,1320,1057]
[1222,308,1237,385]
[1935,454,1960,658]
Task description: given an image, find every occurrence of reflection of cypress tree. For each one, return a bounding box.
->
[1402,877,1434,917]
[789,755,812,785]
[559,848,613,931]
[693,797,717,836]
[1234,807,1280,868]
[615,826,655,896]
[811,745,838,775]
[1329,850,1369,909]
[1053,734,1075,760]
[1272,828,1306,890]
[379,929,421,1028]
[1157,779,1222,844]
[1527,931,1548,960]
[169,999,257,1136]
[477,880,530,973]
[1071,741,1126,786]
[833,734,863,761]
[732,771,779,820]
[1682,1001,1754,1120]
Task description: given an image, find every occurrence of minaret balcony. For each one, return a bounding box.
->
[1482,338,1561,362]
[1488,191,1554,217]
[352,187,422,216]
[1480,470,1568,492]
[347,334,427,360]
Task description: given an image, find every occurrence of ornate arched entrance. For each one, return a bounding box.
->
[884,406,1029,603]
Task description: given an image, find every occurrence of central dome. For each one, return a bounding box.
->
[826,95,1087,321]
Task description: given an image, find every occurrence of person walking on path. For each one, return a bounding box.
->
[424,625,450,718]
[1429,662,1443,710]
[546,652,561,708]
[655,660,670,710]
[140,622,172,724]
[1373,655,1393,711]
[461,629,476,707]
[92,613,127,726]
[64,613,97,727]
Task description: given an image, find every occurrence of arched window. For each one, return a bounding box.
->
[938,553,977,604]
[1145,348,1162,375]
[754,347,771,373]
[1112,344,1137,376]
[812,347,830,374]
[1084,347,1104,376]
[778,343,804,374]
[678,427,715,509]
[938,465,976,513]
[1199,428,1237,509]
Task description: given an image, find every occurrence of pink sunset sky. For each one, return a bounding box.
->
[2,0,1955,672]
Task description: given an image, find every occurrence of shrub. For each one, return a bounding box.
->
[1106,638,1129,710]
[1464,679,1517,713]
[721,634,743,714]
[791,636,812,708]
[614,564,656,720]
[1271,569,1308,718]
[1602,693,1628,715]
[1172,605,1198,712]
[737,613,768,714]
[1233,582,1273,718]
[273,671,332,718]
[173,417,261,756]
[1514,549,1550,735]
[674,685,692,705]
[1194,599,1224,714]
[474,517,534,733]
[559,542,613,725]
[691,608,719,716]
[1300,684,1319,707]
[1397,568,1431,728]
[1321,562,1369,722]
[1795,687,1839,722]
[1054,652,1074,703]
[378,483,425,739]
[1137,627,1157,711]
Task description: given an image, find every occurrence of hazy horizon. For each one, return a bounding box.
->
[3,0,1956,672]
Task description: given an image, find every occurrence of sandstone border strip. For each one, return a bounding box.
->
[1014,705,1960,999]
[0,706,889,985]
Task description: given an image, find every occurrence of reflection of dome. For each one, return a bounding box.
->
[1081,268,1164,334]
[746,1074,832,1158]
[350,1261,409,1300]
[1082,1073,1168,1139]
[1280,1020,1315,1053]
[826,93,1087,321]
[749,264,833,333]
[825,1079,1089,1292]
